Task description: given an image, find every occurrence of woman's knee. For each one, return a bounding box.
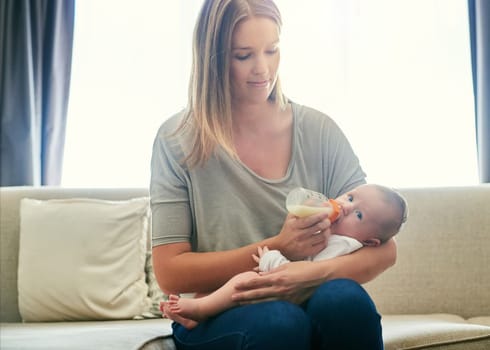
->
[305,279,383,349]
[308,278,379,317]
[243,301,311,348]
[173,301,311,350]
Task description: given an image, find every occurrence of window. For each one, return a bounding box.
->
[63,0,201,187]
[63,0,478,188]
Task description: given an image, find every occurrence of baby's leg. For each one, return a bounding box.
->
[167,270,259,328]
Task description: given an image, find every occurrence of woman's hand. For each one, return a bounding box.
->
[230,260,326,305]
[231,239,397,305]
[273,213,333,261]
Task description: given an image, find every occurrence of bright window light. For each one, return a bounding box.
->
[63,0,478,188]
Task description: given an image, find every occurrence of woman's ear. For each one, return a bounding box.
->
[362,238,381,247]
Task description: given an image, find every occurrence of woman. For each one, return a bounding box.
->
[150,0,396,349]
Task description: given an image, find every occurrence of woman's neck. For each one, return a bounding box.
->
[232,101,286,135]
[231,101,293,180]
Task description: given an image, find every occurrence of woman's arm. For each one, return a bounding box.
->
[230,238,397,304]
[325,237,397,283]
[153,212,336,295]
[153,242,265,295]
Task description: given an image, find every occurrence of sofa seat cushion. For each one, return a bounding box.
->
[0,319,173,350]
[382,314,490,350]
[469,317,490,327]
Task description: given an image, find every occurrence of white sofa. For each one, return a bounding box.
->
[1,185,489,350]
[0,187,174,350]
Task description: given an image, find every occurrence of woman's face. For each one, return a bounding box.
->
[230,16,280,105]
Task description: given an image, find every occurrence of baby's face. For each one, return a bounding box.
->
[331,185,394,245]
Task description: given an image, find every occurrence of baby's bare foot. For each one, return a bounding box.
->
[162,295,199,330]
[167,294,207,323]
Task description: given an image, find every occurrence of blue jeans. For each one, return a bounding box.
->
[171,279,384,350]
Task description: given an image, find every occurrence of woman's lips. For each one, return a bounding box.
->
[248,80,269,87]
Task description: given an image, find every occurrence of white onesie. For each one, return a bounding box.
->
[259,235,363,272]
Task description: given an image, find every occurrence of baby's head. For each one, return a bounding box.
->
[331,184,408,247]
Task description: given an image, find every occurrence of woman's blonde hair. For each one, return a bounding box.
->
[177,0,287,168]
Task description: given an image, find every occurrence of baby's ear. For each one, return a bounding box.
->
[362,238,381,247]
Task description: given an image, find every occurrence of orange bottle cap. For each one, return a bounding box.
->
[328,199,341,222]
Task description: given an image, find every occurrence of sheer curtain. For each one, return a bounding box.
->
[62,0,478,188]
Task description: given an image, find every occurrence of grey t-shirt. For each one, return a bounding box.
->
[150,102,366,253]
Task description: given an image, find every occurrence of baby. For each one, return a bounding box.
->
[162,183,408,329]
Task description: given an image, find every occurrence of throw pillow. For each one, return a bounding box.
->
[18,197,151,321]
[145,251,166,317]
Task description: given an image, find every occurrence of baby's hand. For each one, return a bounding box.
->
[259,246,269,257]
[252,246,270,271]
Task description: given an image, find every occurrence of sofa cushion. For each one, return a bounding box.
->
[469,317,490,327]
[18,197,151,321]
[144,251,166,318]
[0,319,173,350]
[382,314,490,350]
[365,186,490,318]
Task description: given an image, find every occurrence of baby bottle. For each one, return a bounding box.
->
[286,187,341,222]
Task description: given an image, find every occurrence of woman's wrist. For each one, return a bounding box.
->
[311,241,397,284]
[308,260,335,285]
[260,235,281,252]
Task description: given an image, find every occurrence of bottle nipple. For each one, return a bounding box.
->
[328,199,341,222]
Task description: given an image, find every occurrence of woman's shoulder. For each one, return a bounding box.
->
[152,109,189,167]
[291,101,339,131]
[155,109,187,138]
